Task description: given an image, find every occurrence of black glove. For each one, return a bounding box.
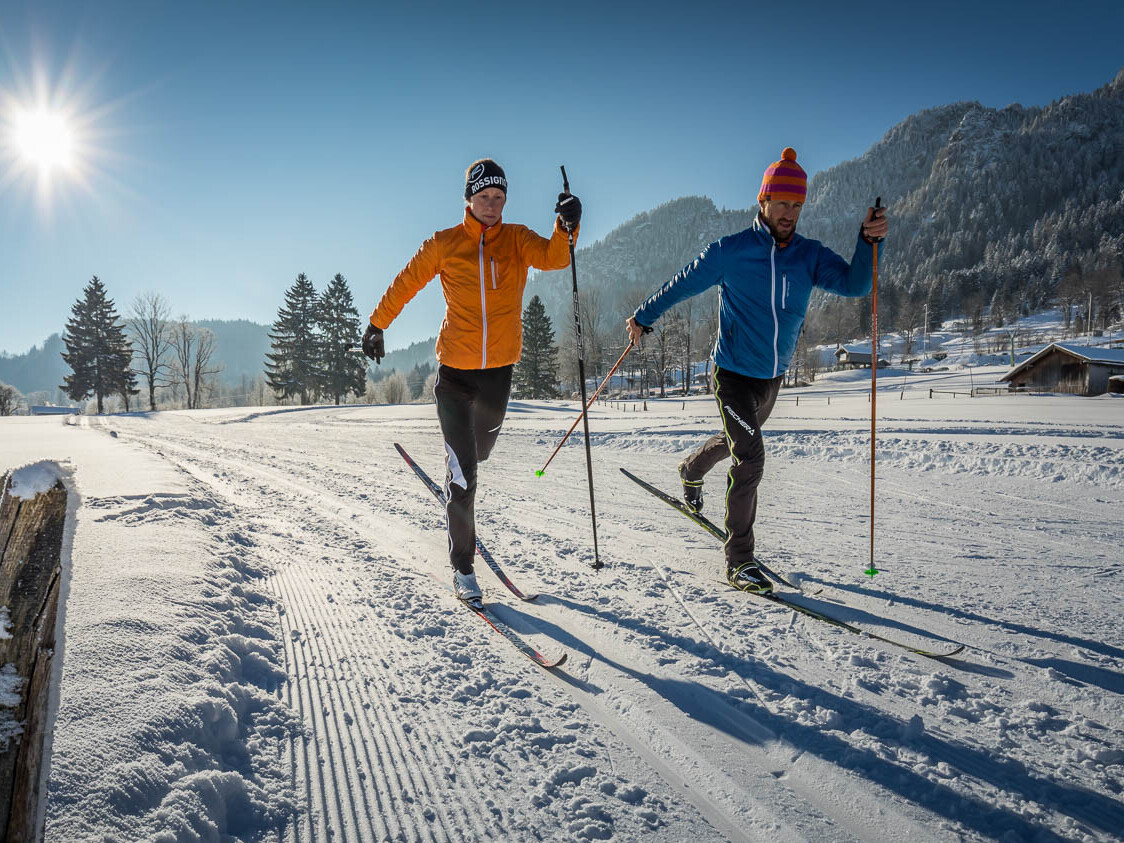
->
[555,192,582,229]
[362,323,385,364]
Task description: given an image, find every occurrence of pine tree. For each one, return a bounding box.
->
[61,276,136,414]
[514,295,560,399]
[317,273,368,405]
[266,273,321,404]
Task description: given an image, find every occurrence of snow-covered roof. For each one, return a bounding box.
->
[1001,342,1124,381]
[1051,343,1124,364]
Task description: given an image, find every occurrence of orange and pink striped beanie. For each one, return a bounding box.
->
[758,147,807,203]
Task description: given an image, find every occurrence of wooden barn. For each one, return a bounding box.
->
[834,344,889,370]
[1000,342,1124,396]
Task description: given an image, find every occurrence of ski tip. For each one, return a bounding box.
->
[925,644,966,659]
[548,652,569,669]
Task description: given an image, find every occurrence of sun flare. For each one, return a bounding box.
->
[14,107,74,172]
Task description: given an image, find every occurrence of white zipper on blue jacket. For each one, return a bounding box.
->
[478,233,488,368]
[769,242,779,378]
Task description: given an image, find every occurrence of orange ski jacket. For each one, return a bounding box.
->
[369,210,576,370]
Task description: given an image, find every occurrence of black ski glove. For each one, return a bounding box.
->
[362,323,385,363]
[555,193,582,230]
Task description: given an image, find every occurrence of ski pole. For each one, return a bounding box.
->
[866,196,882,579]
[560,165,603,570]
[537,340,635,477]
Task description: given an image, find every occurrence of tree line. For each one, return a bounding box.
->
[29,270,564,416]
[52,276,222,414]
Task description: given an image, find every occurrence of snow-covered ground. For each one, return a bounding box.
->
[2,375,1122,841]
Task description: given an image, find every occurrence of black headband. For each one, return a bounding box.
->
[465,159,508,199]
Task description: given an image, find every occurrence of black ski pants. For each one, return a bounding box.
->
[434,364,513,574]
[679,367,782,568]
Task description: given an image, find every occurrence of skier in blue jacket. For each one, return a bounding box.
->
[626,147,888,594]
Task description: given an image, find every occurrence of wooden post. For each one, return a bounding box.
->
[0,469,68,842]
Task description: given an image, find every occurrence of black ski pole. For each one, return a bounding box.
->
[560,165,602,570]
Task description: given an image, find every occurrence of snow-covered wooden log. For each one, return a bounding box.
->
[0,466,67,842]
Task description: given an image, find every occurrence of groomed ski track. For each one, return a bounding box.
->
[82,398,1124,842]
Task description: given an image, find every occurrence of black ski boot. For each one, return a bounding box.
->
[678,461,704,513]
[727,561,773,595]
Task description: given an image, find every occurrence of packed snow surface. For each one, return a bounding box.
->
[1,375,1122,841]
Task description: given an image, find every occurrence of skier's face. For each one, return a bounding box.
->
[469,187,506,227]
[760,199,802,242]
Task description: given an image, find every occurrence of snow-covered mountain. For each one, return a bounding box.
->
[801,67,1124,319]
[531,68,1124,343]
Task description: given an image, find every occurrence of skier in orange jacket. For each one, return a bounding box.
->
[362,159,581,604]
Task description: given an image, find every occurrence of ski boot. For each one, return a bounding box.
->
[678,461,704,513]
[453,570,483,608]
[727,561,773,595]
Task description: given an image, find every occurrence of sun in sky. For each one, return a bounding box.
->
[1,66,97,210]
[13,106,75,172]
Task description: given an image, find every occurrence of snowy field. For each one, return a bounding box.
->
[2,375,1123,842]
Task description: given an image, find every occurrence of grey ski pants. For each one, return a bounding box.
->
[679,367,782,567]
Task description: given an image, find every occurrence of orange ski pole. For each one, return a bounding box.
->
[866,196,883,579]
[537,340,635,477]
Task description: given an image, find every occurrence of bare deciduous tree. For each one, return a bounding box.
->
[895,293,924,358]
[191,328,221,409]
[171,319,222,410]
[128,291,173,411]
[671,299,695,395]
[648,320,676,398]
[380,371,408,404]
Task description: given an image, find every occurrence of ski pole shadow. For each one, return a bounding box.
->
[814,579,1124,662]
[1023,657,1124,695]
[491,599,1117,841]
[777,591,964,648]
[926,657,1013,679]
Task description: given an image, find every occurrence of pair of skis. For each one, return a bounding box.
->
[395,444,961,665]
[620,468,964,660]
[394,443,566,669]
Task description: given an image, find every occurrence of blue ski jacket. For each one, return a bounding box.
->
[633,216,879,380]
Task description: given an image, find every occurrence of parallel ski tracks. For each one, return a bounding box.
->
[270,561,496,841]
[114,427,497,840]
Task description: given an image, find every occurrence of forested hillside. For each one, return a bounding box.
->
[530,68,1124,368]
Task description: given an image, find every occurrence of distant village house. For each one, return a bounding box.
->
[29,406,79,416]
[1000,343,1124,396]
[834,344,890,370]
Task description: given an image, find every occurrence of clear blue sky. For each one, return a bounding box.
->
[1,0,1121,355]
